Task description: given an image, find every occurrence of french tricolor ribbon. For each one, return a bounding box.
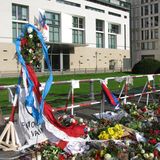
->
[16,23,53,124]
[101,81,119,106]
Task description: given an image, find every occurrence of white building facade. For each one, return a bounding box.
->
[131,0,159,67]
[0,0,130,73]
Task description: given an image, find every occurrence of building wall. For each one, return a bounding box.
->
[131,0,160,67]
[70,47,130,70]
[0,43,18,73]
[0,0,130,73]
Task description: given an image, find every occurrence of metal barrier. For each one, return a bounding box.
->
[105,74,160,105]
[0,74,160,117]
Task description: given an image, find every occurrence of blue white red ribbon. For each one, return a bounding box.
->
[16,23,53,124]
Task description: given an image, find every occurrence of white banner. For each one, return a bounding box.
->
[18,88,47,146]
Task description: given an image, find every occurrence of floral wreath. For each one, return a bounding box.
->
[20,26,43,70]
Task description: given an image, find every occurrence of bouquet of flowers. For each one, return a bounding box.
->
[98,124,124,140]
[20,26,43,70]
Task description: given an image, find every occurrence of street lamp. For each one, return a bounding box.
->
[95,52,98,71]
[94,52,101,71]
[79,60,81,70]
[79,56,83,70]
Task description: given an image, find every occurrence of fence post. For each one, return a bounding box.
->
[74,68,76,75]
[90,80,95,101]
[85,68,87,73]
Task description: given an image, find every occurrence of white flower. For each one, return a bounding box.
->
[29,49,33,53]
[104,153,112,160]
[125,140,130,146]
[29,34,33,39]
[141,149,145,154]
[79,118,83,123]
[70,118,76,123]
[87,127,90,132]
[149,153,154,158]
[33,56,36,59]
[27,27,33,34]
[143,153,149,159]
[84,127,90,133]
[63,115,67,119]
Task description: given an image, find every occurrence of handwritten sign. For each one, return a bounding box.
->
[18,89,47,146]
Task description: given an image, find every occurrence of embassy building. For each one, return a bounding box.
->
[131,0,160,66]
[0,0,131,74]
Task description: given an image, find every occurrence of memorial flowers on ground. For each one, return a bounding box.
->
[34,102,160,159]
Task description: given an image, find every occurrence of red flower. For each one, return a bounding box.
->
[154,149,159,157]
[21,38,28,47]
[69,115,74,118]
[95,151,101,160]
[141,106,147,112]
[148,138,157,144]
[155,107,160,115]
[58,154,65,160]
[154,130,160,135]
[149,129,154,135]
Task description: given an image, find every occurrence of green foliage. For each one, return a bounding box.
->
[132,59,160,74]
[41,144,64,160]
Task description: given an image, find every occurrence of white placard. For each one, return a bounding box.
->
[147,75,154,82]
[71,80,80,89]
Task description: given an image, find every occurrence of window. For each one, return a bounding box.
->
[144,5,148,16]
[56,0,80,7]
[141,0,148,4]
[96,19,104,31]
[72,16,85,44]
[144,18,149,28]
[108,23,121,34]
[151,29,159,39]
[108,12,121,17]
[85,6,104,13]
[154,3,158,14]
[141,30,144,40]
[151,30,153,39]
[154,29,158,39]
[96,33,104,48]
[73,17,84,28]
[141,42,156,50]
[46,12,60,42]
[141,19,144,28]
[150,4,153,14]
[96,19,104,48]
[141,7,144,16]
[108,34,117,49]
[144,30,149,40]
[12,4,28,21]
[154,16,158,26]
[109,59,116,70]
[141,55,155,59]
[72,30,84,44]
[150,17,153,27]
[12,4,29,42]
